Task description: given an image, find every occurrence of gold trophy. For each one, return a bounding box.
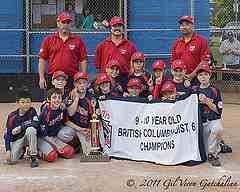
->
[80,100,110,162]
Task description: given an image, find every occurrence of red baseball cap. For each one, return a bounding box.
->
[73,72,89,81]
[172,59,186,70]
[152,60,166,71]
[131,52,145,62]
[197,64,211,74]
[161,81,176,92]
[57,12,73,22]
[95,73,111,85]
[127,78,143,89]
[110,16,124,26]
[202,53,212,65]
[202,54,211,60]
[107,59,120,69]
[178,16,193,24]
[52,70,68,80]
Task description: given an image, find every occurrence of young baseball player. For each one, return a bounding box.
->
[106,59,123,94]
[171,59,192,98]
[37,88,75,162]
[94,73,122,99]
[41,70,69,111]
[4,89,39,167]
[124,78,143,97]
[193,64,223,166]
[159,80,177,101]
[150,59,166,99]
[62,72,100,155]
[128,52,151,97]
[88,60,123,97]
[151,59,166,85]
[194,56,232,154]
[51,70,68,97]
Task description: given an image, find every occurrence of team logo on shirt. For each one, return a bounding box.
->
[77,106,88,116]
[189,45,196,52]
[218,101,223,109]
[48,113,62,126]
[184,80,191,88]
[119,48,127,55]
[69,44,76,50]
[33,116,39,121]
[22,120,32,127]
[177,91,186,96]
[67,99,73,105]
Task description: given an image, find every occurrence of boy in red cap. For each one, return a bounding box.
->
[192,64,224,166]
[88,60,123,96]
[171,59,192,98]
[159,80,177,101]
[51,70,69,101]
[151,59,166,85]
[106,59,123,94]
[37,88,75,162]
[60,72,98,154]
[51,70,68,91]
[94,73,122,99]
[40,70,69,111]
[128,52,151,97]
[124,78,143,97]
[150,59,166,99]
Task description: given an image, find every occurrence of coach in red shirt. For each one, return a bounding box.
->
[38,12,88,89]
[94,16,137,77]
[171,16,210,83]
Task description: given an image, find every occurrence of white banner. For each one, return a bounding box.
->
[99,94,202,165]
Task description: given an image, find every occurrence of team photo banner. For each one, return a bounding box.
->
[99,94,203,165]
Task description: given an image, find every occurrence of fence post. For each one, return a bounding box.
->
[123,0,128,38]
[190,0,195,22]
[25,0,30,73]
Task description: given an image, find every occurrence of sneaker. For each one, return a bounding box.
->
[220,141,232,153]
[208,154,221,167]
[30,155,39,168]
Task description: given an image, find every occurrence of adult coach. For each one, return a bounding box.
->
[94,16,137,77]
[38,12,88,90]
[171,16,209,84]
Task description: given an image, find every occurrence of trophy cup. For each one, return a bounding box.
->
[80,100,110,162]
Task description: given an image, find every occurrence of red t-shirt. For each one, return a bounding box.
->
[171,33,209,74]
[39,32,87,76]
[94,37,137,75]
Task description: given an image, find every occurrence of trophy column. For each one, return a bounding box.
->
[80,99,110,162]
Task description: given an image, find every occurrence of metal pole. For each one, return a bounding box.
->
[25,0,30,73]
[234,0,238,24]
[119,0,122,18]
[123,0,128,38]
[190,0,195,23]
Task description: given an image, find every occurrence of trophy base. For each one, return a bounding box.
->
[80,151,110,162]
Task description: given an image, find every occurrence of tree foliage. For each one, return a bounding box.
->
[212,0,239,27]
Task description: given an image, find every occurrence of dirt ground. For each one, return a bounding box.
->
[0,102,239,192]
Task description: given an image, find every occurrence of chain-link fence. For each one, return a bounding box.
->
[209,0,240,104]
[0,0,240,103]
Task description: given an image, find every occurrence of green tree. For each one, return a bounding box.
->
[213,0,239,27]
